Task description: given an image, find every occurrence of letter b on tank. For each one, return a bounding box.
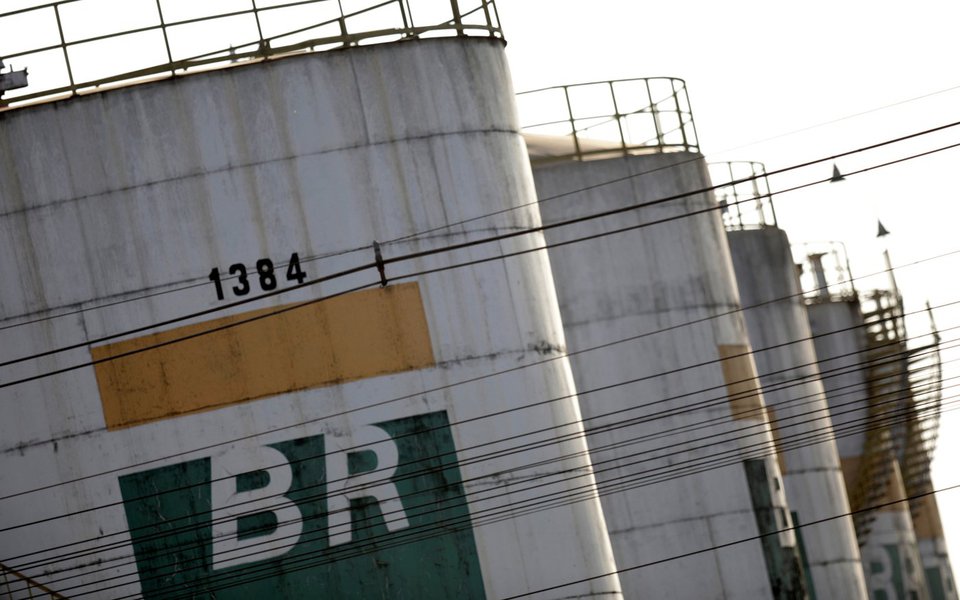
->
[119,410,486,599]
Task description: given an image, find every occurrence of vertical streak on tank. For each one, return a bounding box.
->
[718,162,867,599]
[0,5,622,598]
[522,79,805,599]
[802,246,930,600]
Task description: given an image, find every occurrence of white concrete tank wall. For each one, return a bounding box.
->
[808,301,929,600]
[727,227,867,599]
[0,39,622,599]
[531,151,805,599]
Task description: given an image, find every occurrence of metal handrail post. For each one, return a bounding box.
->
[672,80,689,150]
[766,186,778,227]
[251,0,267,55]
[52,4,75,94]
[449,0,464,35]
[683,86,700,152]
[480,0,493,33]
[489,0,501,32]
[337,0,349,46]
[727,162,744,228]
[644,79,663,151]
[608,81,628,156]
[154,0,175,76]
[562,86,582,160]
[398,0,410,31]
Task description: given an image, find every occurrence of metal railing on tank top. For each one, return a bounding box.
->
[0,0,502,109]
[517,77,700,164]
[710,161,778,231]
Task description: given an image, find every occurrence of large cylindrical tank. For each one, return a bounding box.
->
[523,79,805,599]
[0,21,622,600]
[804,251,929,600]
[727,223,867,598]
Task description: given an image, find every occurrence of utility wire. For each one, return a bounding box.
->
[2,238,956,507]
[4,284,953,539]
[501,481,960,600]
[39,358,958,592]
[2,136,958,397]
[3,119,959,372]
[43,370,952,596]
[14,330,953,585]
[7,77,960,332]
[7,122,960,584]
[61,384,960,599]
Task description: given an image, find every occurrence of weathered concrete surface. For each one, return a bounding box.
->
[808,301,929,600]
[533,151,803,599]
[729,227,867,599]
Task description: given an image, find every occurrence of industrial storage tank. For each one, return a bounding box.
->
[0,2,623,598]
[521,79,805,598]
[718,162,867,598]
[802,246,930,600]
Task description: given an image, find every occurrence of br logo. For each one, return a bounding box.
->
[120,411,485,599]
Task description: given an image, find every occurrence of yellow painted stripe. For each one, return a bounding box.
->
[92,282,434,430]
[717,344,765,420]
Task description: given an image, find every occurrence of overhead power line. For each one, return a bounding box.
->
[6,80,960,331]
[501,480,960,600]
[2,134,958,401]
[3,271,953,522]
[10,328,954,587]
[3,118,959,373]
[2,241,956,507]
[56,384,960,599]
[5,115,959,597]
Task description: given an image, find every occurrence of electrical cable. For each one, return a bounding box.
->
[2,135,958,406]
[40,358,956,592]
[3,288,951,540]
[3,11,959,596]
[1,236,955,511]
[7,111,960,592]
[22,332,948,581]
[47,376,952,596]
[4,242,952,516]
[3,119,959,372]
[65,384,960,599]
[14,330,953,586]
[500,481,960,600]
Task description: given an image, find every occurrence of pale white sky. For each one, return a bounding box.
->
[499,0,960,569]
[3,0,959,580]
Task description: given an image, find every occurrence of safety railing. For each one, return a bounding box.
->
[856,289,943,537]
[0,562,67,599]
[517,77,699,164]
[795,241,858,303]
[905,303,943,473]
[0,0,501,109]
[709,161,777,231]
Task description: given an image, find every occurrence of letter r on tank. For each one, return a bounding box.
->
[210,446,303,570]
[326,425,410,547]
